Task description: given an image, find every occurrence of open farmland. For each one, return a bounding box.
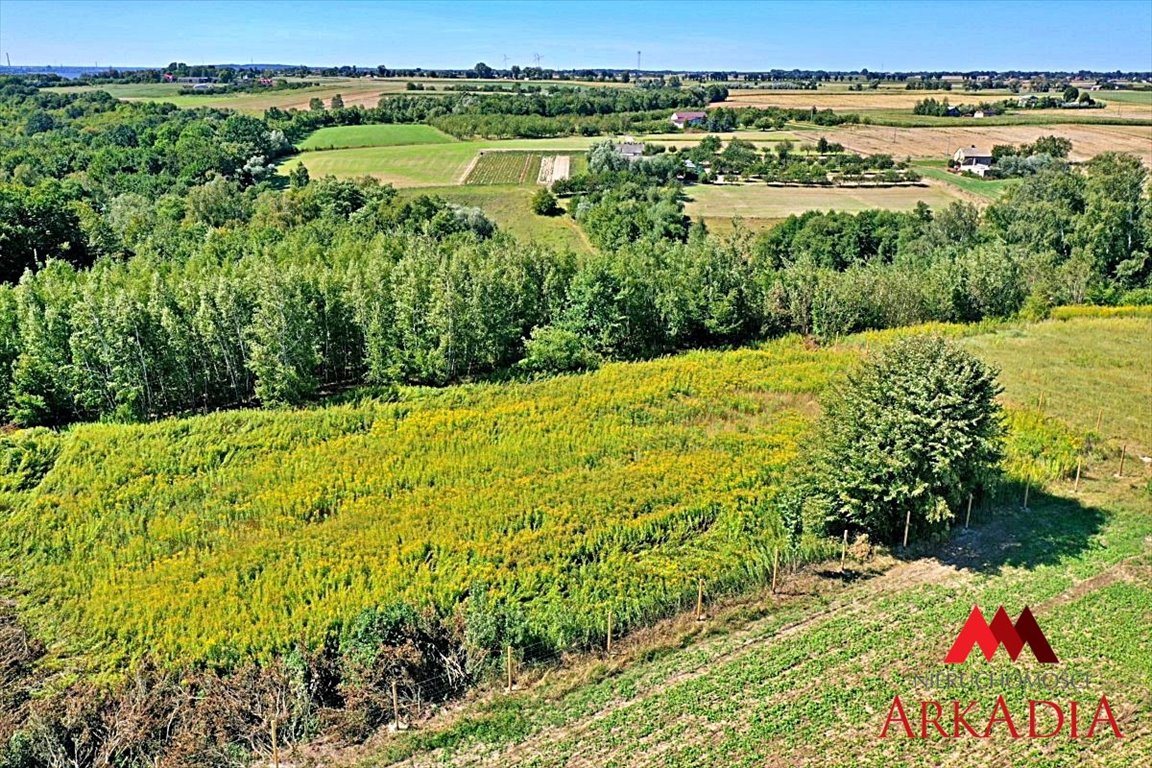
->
[464,151,543,185]
[281,137,597,187]
[811,123,1152,165]
[684,180,971,226]
[912,162,1018,200]
[298,124,456,150]
[716,86,1152,121]
[45,76,629,113]
[48,77,414,112]
[341,316,1152,768]
[463,151,583,185]
[717,87,1006,111]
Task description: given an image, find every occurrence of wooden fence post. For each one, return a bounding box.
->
[1074,455,1082,491]
[902,506,912,549]
[964,494,973,529]
[1096,408,1104,433]
[271,717,279,768]
[771,547,779,594]
[606,609,613,655]
[1023,475,1030,510]
[695,580,705,621]
[506,644,513,691]
[391,678,404,730]
[840,529,848,572]
[1118,445,1127,478]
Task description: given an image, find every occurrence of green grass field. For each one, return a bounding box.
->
[1096,90,1152,105]
[351,315,1152,768]
[281,137,598,187]
[912,163,1017,200]
[298,124,456,150]
[400,185,591,253]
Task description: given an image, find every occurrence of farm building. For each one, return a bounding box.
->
[952,145,993,176]
[615,141,645,161]
[670,111,708,129]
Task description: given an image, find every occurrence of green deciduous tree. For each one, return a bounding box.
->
[812,335,1003,544]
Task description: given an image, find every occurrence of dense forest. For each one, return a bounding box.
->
[1,77,1150,428]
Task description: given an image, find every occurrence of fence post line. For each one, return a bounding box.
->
[271,716,279,768]
[964,493,973,529]
[391,678,402,730]
[771,547,779,594]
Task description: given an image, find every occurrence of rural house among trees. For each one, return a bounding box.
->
[951,144,994,175]
[670,110,708,128]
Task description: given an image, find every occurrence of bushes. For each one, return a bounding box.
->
[530,188,559,216]
[810,336,1004,544]
[518,324,601,374]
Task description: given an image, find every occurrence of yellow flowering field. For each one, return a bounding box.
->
[1,337,854,668]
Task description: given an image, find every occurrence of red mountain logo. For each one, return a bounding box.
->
[944,606,1058,664]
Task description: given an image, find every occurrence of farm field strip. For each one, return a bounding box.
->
[282,138,596,187]
[44,77,630,113]
[813,123,1152,164]
[464,152,542,185]
[683,180,970,221]
[1,339,857,667]
[714,88,1152,121]
[297,124,457,150]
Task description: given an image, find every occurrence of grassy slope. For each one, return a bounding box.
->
[0,340,856,669]
[298,124,457,151]
[353,316,1152,768]
[912,162,1017,200]
[399,185,591,254]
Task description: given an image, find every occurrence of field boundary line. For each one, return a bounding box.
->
[458,152,483,184]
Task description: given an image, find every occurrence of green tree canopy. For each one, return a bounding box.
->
[812,335,1004,544]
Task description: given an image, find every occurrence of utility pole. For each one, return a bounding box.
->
[637,50,641,71]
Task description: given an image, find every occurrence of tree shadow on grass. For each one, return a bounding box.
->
[928,487,1107,575]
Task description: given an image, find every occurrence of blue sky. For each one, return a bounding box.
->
[2,0,1150,71]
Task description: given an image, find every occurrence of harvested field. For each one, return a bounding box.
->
[716,88,1152,120]
[684,180,969,222]
[812,123,1152,164]
[716,89,1012,111]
